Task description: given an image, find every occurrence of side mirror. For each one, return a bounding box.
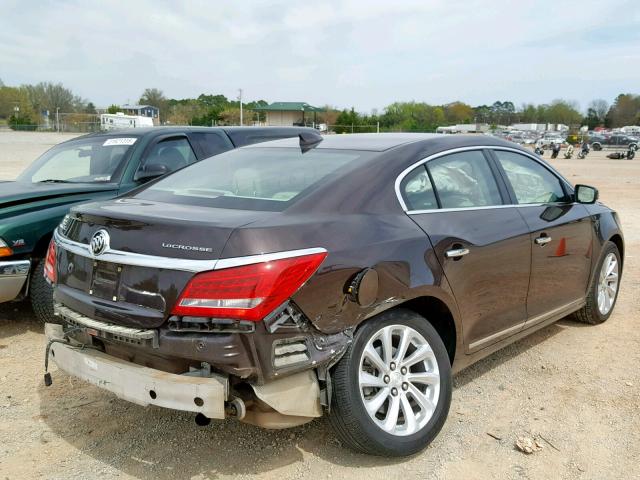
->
[134,163,169,183]
[575,184,598,204]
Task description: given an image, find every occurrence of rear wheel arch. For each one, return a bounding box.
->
[399,296,457,366]
[353,296,458,366]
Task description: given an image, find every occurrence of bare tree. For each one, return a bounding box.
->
[139,88,168,122]
[589,99,609,122]
[23,82,85,114]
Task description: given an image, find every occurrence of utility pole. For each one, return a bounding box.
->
[56,108,60,133]
[238,88,243,126]
[13,104,19,129]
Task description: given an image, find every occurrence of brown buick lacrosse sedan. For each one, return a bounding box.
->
[44,133,623,456]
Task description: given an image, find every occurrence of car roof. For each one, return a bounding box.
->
[63,126,317,141]
[245,133,443,152]
[73,126,220,138]
[242,132,525,152]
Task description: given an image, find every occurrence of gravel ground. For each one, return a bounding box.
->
[0,131,80,180]
[0,132,639,479]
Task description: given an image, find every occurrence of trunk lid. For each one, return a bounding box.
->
[55,198,272,328]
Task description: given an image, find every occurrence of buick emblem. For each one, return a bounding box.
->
[89,229,110,256]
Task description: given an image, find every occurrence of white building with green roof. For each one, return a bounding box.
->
[252,102,324,127]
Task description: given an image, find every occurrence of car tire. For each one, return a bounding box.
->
[573,241,621,325]
[592,143,602,151]
[29,258,58,324]
[329,308,452,456]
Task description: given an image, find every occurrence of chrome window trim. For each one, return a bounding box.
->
[394,145,574,213]
[53,228,326,273]
[407,202,576,215]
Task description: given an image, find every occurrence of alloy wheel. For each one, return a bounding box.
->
[358,325,440,436]
[597,252,619,315]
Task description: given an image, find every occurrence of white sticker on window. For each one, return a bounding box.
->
[103,138,137,146]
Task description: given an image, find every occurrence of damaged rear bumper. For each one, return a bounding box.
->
[45,324,229,419]
[52,299,351,384]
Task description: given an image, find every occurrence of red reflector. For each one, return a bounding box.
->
[172,251,327,321]
[44,241,57,284]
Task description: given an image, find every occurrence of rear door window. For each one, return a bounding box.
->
[400,166,438,211]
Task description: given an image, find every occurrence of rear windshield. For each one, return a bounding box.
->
[135,147,371,211]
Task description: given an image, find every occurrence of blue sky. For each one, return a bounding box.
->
[0,0,638,112]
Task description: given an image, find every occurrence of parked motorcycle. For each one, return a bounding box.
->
[578,143,590,159]
[550,143,561,159]
[564,144,574,159]
[534,146,545,156]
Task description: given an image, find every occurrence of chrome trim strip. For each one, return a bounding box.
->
[468,298,584,350]
[214,247,327,270]
[54,228,327,273]
[54,303,158,347]
[395,145,573,213]
[468,322,523,351]
[54,228,218,273]
[0,260,31,277]
[523,298,584,328]
[406,202,576,215]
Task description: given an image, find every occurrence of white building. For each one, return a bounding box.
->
[100,113,154,130]
[436,123,489,134]
[510,123,568,132]
[252,102,324,127]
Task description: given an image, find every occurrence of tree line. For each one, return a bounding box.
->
[0,80,96,128]
[132,88,270,126]
[332,96,640,133]
[1,78,639,132]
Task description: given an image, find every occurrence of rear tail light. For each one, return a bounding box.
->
[44,241,57,284]
[0,238,12,258]
[172,251,327,321]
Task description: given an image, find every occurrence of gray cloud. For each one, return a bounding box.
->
[0,0,638,111]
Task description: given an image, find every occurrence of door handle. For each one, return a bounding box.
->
[535,235,552,246]
[446,248,470,259]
